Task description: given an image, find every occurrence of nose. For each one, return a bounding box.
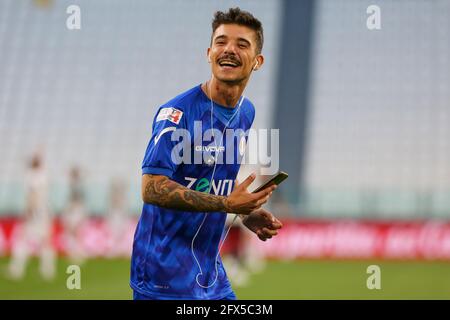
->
[223,42,237,55]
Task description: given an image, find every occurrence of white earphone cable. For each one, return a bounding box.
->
[191,79,244,288]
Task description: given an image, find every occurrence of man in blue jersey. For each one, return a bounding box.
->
[130,7,282,300]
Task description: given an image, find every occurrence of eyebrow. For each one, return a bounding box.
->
[214,35,252,46]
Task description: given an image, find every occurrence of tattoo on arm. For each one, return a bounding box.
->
[143,175,229,213]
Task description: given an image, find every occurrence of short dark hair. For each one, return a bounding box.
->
[211,7,264,54]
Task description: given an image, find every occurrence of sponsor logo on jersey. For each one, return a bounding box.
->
[185,177,234,196]
[156,107,183,124]
[194,145,225,153]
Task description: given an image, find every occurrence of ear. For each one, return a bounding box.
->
[207,48,212,63]
[253,54,264,71]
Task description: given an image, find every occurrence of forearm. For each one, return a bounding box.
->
[142,174,229,213]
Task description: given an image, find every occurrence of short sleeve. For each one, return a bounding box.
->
[142,106,186,178]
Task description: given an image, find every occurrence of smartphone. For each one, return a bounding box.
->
[252,171,289,193]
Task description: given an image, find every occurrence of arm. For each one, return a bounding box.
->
[142,173,276,215]
[142,174,228,212]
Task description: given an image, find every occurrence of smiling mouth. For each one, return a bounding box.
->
[218,59,241,68]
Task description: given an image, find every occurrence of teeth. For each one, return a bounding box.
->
[219,60,239,67]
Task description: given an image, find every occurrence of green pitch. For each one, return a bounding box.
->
[0,258,449,299]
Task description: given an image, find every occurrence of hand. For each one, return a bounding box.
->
[225,173,277,215]
[242,208,283,241]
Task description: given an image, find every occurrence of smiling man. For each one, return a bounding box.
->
[130,7,282,300]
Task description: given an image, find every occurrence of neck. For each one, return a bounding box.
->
[202,77,248,108]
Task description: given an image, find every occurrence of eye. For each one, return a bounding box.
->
[238,43,249,49]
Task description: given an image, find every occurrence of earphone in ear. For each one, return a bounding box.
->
[253,60,259,71]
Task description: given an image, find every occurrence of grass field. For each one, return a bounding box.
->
[0,257,449,299]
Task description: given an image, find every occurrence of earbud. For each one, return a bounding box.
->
[253,61,259,71]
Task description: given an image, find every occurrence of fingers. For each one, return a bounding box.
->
[257,232,267,241]
[269,216,283,229]
[238,173,256,190]
[256,230,267,241]
[271,221,283,229]
[262,227,278,237]
[256,227,279,241]
[252,184,277,200]
[230,174,279,215]
[257,210,283,229]
[255,193,271,207]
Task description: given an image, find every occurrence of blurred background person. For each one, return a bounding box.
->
[106,178,129,258]
[61,166,87,264]
[8,151,55,280]
[223,215,268,288]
